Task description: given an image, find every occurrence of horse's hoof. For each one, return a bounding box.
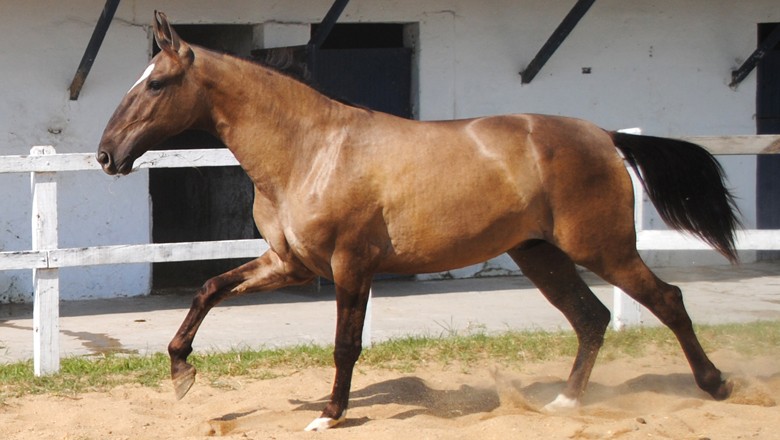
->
[172,364,197,400]
[542,393,579,413]
[303,413,346,431]
[713,378,734,401]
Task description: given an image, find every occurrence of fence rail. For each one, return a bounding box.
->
[2,135,780,375]
[0,148,240,173]
[1,240,269,270]
[0,148,259,272]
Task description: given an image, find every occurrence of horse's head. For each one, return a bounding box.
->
[97,11,204,175]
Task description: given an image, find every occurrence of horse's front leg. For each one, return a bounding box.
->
[168,250,314,400]
[305,273,372,431]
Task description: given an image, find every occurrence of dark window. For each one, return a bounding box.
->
[756,23,780,261]
[313,23,405,49]
[150,25,257,289]
[311,24,413,119]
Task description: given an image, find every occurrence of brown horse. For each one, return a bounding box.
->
[97,12,741,431]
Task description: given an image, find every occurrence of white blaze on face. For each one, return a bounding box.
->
[127,63,156,94]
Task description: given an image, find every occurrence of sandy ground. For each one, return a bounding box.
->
[2,263,780,438]
[2,347,779,440]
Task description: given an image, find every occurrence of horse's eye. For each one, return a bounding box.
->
[148,80,164,92]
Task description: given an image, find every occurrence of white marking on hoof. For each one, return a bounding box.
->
[304,412,346,432]
[543,394,579,412]
[127,63,156,94]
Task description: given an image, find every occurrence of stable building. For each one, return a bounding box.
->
[0,0,778,302]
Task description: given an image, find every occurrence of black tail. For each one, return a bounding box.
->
[611,131,742,263]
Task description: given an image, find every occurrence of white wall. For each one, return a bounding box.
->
[0,1,152,302]
[1,0,776,301]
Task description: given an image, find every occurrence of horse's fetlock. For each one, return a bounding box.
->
[697,368,725,391]
[321,402,345,420]
[168,339,192,360]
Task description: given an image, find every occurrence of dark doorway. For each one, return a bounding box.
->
[150,23,415,288]
[756,23,780,259]
[311,23,415,281]
[150,26,257,289]
[311,23,414,119]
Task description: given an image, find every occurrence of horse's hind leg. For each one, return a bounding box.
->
[167,250,314,399]
[585,251,731,401]
[508,242,611,410]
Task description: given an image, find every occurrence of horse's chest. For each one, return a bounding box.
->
[280,217,336,268]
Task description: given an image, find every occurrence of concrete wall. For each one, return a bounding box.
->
[1,0,776,300]
[0,1,153,302]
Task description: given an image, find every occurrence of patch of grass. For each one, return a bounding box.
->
[192,344,333,378]
[0,353,170,400]
[360,328,581,372]
[601,326,679,360]
[695,321,780,355]
[1,321,777,403]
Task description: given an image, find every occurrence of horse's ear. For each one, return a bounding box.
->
[153,11,192,61]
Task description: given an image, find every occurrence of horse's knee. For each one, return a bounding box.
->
[333,343,362,366]
[199,276,224,299]
[582,305,611,343]
[187,277,226,312]
[567,294,610,341]
[586,299,611,328]
[200,277,219,294]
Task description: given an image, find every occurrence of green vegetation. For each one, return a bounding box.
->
[1,321,777,402]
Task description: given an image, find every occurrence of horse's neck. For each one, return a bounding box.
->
[198,49,344,196]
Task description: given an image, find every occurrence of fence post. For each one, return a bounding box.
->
[31,146,60,375]
[613,129,644,330]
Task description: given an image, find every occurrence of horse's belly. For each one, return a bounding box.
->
[378,234,528,274]
[378,198,547,274]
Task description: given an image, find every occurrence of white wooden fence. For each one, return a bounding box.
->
[1,147,268,375]
[1,135,780,375]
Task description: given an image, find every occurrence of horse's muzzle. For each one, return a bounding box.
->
[96,150,117,175]
[96,150,132,175]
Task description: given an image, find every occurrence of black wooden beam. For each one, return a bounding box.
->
[308,0,351,49]
[306,0,351,85]
[68,0,121,100]
[520,0,597,84]
[730,24,780,88]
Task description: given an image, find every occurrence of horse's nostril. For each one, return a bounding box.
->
[97,151,111,166]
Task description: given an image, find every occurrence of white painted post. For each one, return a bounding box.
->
[362,288,373,348]
[612,286,642,330]
[613,129,644,330]
[31,146,60,375]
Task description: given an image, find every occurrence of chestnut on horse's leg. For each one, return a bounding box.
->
[168,250,314,399]
[305,275,372,431]
[508,243,611,410]
[590,254,732,400]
